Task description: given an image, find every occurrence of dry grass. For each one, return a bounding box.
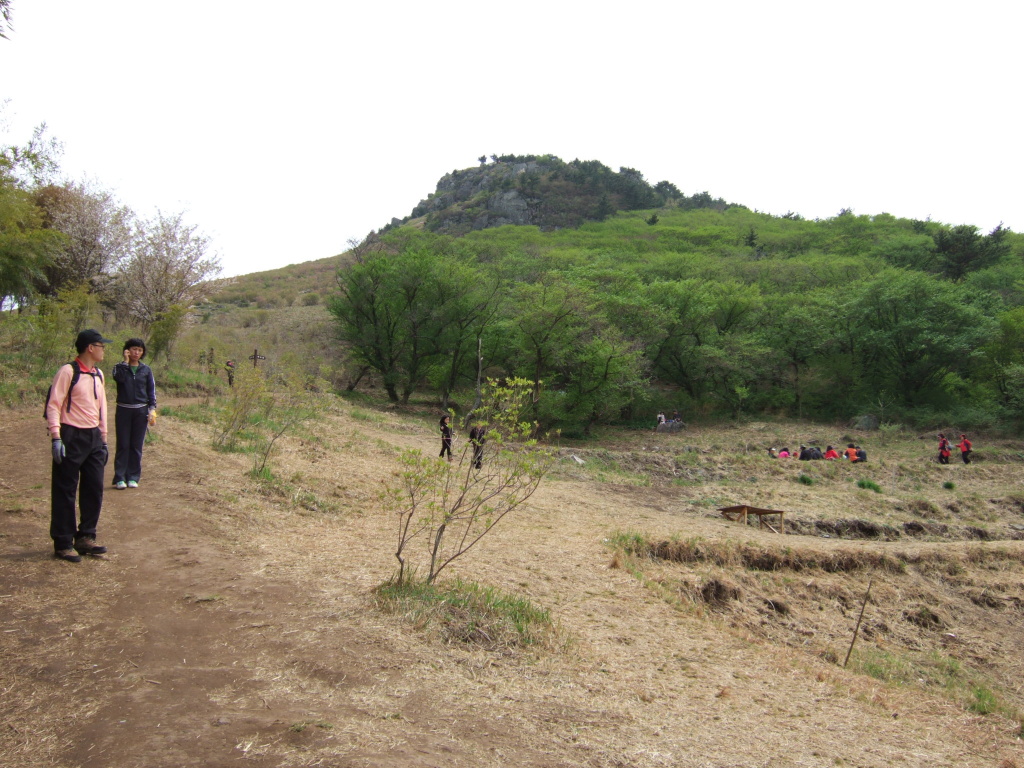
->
[3,403,1024,767]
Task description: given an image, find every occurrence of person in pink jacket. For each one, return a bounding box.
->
[45,329,111,562]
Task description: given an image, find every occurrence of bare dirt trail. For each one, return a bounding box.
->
[3,403,1023,768]
[1,408,523,768]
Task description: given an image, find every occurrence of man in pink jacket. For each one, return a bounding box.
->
[45,329,111,562]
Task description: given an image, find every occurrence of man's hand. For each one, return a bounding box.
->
[100,443,109,466]
[123,349,130,363]
[52,439,65,465]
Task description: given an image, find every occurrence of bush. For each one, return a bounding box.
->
[857,478,882,493]
[797,474,815,486]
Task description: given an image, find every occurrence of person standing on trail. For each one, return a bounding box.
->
[937,433,951,464]
[957,434,973,464]
[46,329,111,563]
[111,338,157,490]
[439,415,453,462]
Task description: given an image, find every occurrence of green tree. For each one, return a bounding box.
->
[933,224,1012,282]
[844,270,1000,404]
[148,303,188,361]
[758,295,832,418]
[1,123,65,307]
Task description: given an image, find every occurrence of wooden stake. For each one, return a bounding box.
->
[844,579,873,667]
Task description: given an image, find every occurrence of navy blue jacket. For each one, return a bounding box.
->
[112,361,157,410]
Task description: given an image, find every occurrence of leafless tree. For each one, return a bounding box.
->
[35,179,134,294]
[112,210,221,328]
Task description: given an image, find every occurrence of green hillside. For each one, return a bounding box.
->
[211,188,1024,435]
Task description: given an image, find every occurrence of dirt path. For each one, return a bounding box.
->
[2,404,1023,768]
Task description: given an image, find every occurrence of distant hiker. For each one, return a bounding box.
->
[469,423,486,469]
[937,433,951,464]
[855,446,867,462]
[671,409,681,422]
[655,412,666,431]
[798,445,811,460]
[225,360,235,387]
[957,434,973,464]
[767,447,778,458]
[778,447,791,458]
[809,446,824,460]
[46,329,111,563]
[111,338,157,490]
[824,446,840,460]
[439,415,453,462]
[844,443,858,461]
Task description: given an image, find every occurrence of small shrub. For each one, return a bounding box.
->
[943,481,956,490]
[797,474,815,486]
[969,685,998,715]
[857,478,882,493]
[375,577,555,649]
[607,530,649,557]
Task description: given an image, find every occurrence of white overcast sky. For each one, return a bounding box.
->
[2,1,1021,277]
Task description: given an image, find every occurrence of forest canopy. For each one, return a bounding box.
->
[332,206,1024,435]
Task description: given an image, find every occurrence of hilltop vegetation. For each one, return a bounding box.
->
[330,196,1024,435]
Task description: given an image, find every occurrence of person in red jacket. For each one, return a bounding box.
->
[937,434,951,464]
[844,443,859,462]
[957,434,973,464]
[823,446,840,460]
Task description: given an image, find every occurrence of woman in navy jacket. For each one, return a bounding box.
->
[111,338,157,489]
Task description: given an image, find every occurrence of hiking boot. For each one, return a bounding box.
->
[114,480,127,489]
[74,537,107,556]
[127,480,138,489]
[54,548,83,563]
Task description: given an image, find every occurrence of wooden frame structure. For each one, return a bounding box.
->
[718,505,786,534]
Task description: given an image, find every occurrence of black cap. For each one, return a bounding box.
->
[75,329,113,353]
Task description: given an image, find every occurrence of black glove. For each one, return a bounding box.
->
[100,443,109,466]
[52,439,65,465]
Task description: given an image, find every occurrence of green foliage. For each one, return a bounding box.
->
[943,481,956,490]
[857,479,882,493]
[380,378,555,584]
[148,304,188,361]
[374,576,553,648]
[797,474,815,486]
[214,364,272,450]
[0,129,66,306]
[968,685,998,715]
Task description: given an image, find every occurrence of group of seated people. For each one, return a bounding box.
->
[768,443,866,462]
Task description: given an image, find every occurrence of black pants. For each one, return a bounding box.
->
[114,406,148,483]
[440,439,452,460]
[51,425,106,551]
[961,450,972,464]
[938,453,949,464]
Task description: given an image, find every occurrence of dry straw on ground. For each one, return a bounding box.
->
[2,403,1023,767]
